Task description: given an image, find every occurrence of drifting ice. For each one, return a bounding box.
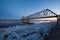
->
[0,22,56,40]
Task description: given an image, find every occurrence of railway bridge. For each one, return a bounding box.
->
[21,9,60,24]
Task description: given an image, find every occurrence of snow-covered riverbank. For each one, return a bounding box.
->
[0,22,56,40]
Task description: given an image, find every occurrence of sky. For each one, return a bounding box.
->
[0,0,60,19]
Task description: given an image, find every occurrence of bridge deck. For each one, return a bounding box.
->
[28,15,60,19]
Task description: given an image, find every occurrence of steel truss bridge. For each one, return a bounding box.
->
[21,9,60,23]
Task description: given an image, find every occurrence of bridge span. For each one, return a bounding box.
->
[21,9,60,24]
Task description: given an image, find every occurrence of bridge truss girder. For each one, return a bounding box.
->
[26,9,57,19]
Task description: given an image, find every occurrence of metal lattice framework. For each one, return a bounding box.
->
[26,9,57,19]
[20,9,60,24]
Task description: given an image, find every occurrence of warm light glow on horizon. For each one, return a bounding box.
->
[30,17,57,23]
[31,17,57,21]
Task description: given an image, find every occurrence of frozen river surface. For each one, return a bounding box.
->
[0,22,56,40]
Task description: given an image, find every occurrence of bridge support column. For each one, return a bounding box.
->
[56,15,60,28]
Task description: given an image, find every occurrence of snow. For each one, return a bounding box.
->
[0,22,56,40]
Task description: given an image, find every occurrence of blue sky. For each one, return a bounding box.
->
[0,0,60,19]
